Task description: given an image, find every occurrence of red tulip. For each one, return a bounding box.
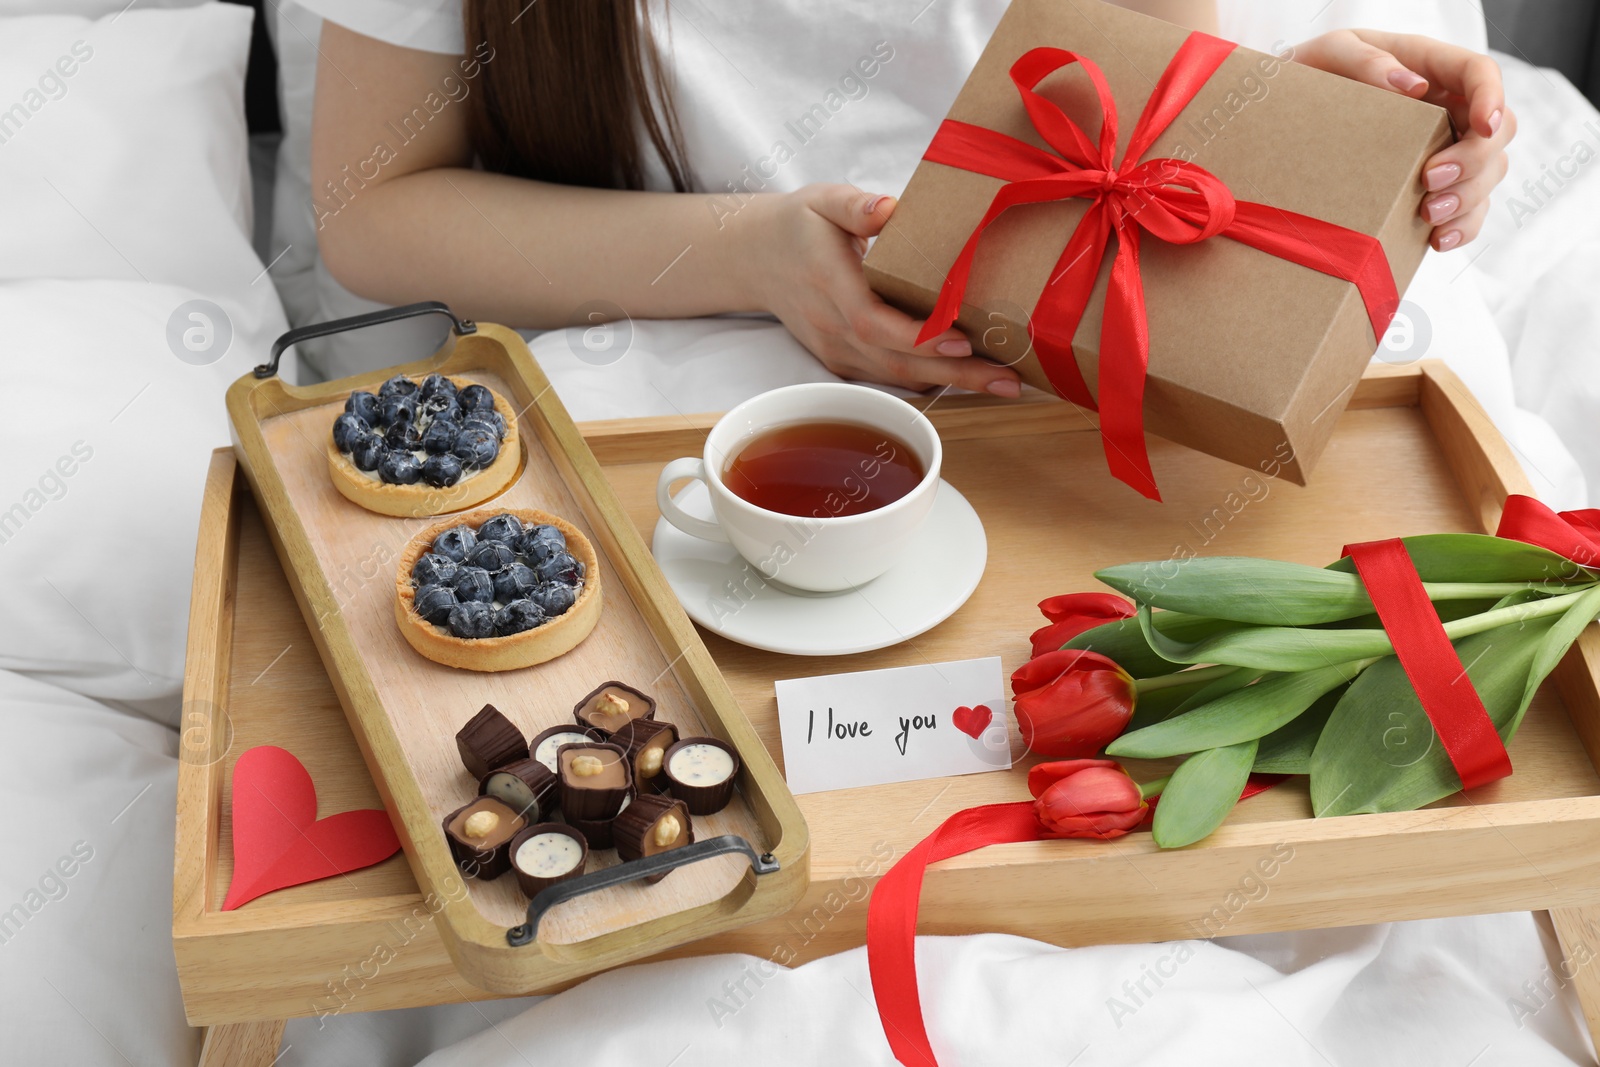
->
[1028,759,1148,839]
[1011,649,1136,757]
[1029,592,1136,659]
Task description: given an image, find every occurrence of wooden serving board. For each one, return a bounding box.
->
[224,325,808,992]
[179,361,1600,1054]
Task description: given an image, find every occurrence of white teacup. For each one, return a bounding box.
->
[655,383,943,593]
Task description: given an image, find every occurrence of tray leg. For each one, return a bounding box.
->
[1547,908,1600,1065]
[197,1020,286,1067]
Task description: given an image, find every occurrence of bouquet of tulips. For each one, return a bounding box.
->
[1015,529,1600,848]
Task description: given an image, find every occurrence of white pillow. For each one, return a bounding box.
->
[0,669,189,1066]
[0,5,255,289]
[0,0,204,14]
[0,279,287,722]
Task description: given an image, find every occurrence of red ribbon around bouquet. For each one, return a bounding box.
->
[914,33,1401,500]
[865,496,1600,1065]
[1340,495,1600,793]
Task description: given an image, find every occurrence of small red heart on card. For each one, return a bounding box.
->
[222,745,400,910]
[953,704,994,739]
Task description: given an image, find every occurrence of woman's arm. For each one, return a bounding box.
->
[311,24,1019,396]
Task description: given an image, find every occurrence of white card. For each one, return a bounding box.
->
[774,656,1010,795]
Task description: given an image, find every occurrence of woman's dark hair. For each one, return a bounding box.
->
[463,0,692,192]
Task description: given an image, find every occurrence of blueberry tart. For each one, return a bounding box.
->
[327,373,521,517]
[395,507,601,671]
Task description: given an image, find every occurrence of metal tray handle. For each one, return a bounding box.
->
[506,835,780,947]
[254,300,478,379]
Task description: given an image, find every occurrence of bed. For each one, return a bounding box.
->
[3,1,1599,1064]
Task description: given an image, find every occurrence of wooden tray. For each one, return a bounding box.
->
[222,321,808,992]
[178,361,1600,1041]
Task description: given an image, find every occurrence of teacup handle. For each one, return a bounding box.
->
[656,457,730,543]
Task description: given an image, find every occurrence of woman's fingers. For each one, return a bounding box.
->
[1422,150,1507,225]
[1292,30,1429,97]
[804,183,897,239]
[1355,31,1505,137]
[1432,199,1489,251]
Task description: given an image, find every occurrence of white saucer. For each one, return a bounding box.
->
[651,479,987,656]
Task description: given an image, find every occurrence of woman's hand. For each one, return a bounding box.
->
[1290,30,1513,251]
[743,185,1022,397]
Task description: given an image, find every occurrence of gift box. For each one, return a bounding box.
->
[863,0,1453,499]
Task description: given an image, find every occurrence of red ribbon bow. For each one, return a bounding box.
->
[914,33,1402,500]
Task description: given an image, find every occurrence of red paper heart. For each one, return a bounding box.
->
[953,704,994,739]
[222,745,401,910]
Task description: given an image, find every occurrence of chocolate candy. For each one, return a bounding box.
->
[456,704,527,780]
[564,802,626,850]
[662,736,739,815]
[610,719,680,794]
[508,823,588,898]
[556,741,633,821]
[442,795,526,880]
[613,794,693,883]
[529,724,602,774]
[572,680,656,737]
[478,758,558,822]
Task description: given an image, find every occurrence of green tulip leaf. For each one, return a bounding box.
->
[1096,558,1374,626]
[1509,584,1600,738]
[1108,661,1364,759]
[1324,533,1591,584]
[1137,603,1393,670]
[1309,616,1560,816]
[1136,589,1593,672]
[1252,687,1345,774]
[1124,671,1234,732]
[1151,740,1257,849]
[1064,612,1249,678]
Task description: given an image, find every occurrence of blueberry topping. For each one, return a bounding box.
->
[463,410,507,441]
[468,540,516,573]
[459,383,495,413]
[413,583,458,626]
[332,413,369,452]
[493,561,538,602]
[531,582,576,617]
[452,428,499,469]
[447,600,496,639]
[420,453,463,488]
[379,374,419,399]
[518,525,566,561]
[350,432,385,471]
[380,395,417,430]
[411,552,458,586]
[420,417,459,455]
[534,550,582,585]
[419,373,458,401]
[477,513,523,546]
[432,525,477,562]
[452,565,494,603]
[344,391,380,424]
[420,393,460,422]
[383,420,421,452]
[494,599,546,636]
[378,449,422,485]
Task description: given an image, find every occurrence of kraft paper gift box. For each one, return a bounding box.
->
[863,0,1452,499]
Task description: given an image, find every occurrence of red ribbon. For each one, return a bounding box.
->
[1335,497,1600,792]
[866,779,1279,1066]
[1342,539,1511,790]
[1495,494,1600,568]
[914,33,1401,500]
